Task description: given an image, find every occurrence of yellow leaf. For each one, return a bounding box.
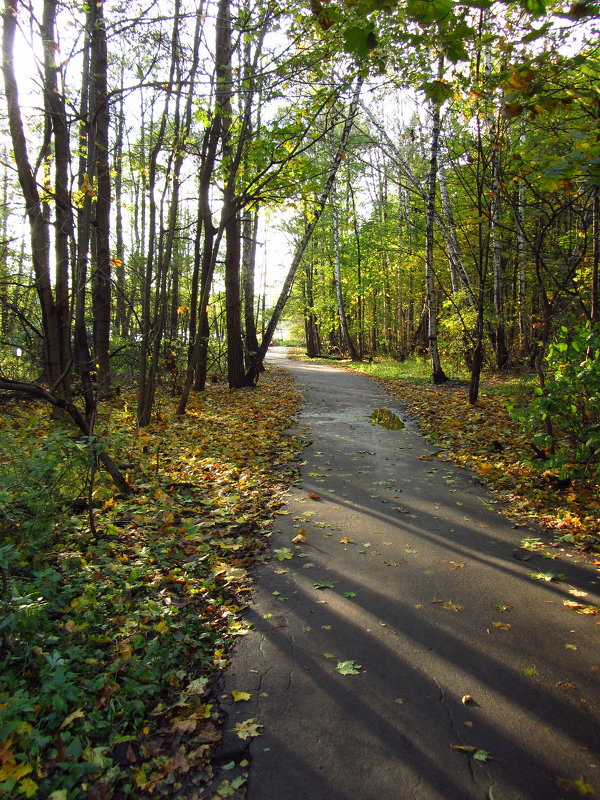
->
[232,691,251,702]
[17,777,38,797]
[492,622,512,630]
[59,708,85,730]
[556,776,595,795]
[432,600,463,611]
[0,761,32,782]
[154,619,169,634]
[339,536,355,544]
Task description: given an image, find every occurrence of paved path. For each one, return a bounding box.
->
[218,351,599,800]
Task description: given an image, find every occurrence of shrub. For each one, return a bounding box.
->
[511,324,600,479]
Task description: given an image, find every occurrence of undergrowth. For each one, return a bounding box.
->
[0,368,302,799]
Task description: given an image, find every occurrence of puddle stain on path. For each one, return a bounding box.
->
[370,406,406,430]
[217,350,600,800]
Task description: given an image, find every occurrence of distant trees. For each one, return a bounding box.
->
[0,0,598,463]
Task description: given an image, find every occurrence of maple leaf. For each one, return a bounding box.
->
[308,492,321,500]
[273,548,293,561]
[231,691,251,702]
[492,621,512,630]
[232,718,263,740]
[336,660,362,675]
[339,536,355,544]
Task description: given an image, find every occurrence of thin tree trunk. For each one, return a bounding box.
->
[114,61,127,337]
[137,0,180,426]
[242,209,261,367]
[42,0,72,397]
[425,57,448,384]
[89,0,111,397]
[331,179,360,361]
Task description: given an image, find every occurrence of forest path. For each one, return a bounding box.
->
[217,349,599,800]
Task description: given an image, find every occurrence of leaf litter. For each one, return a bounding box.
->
[0,368,302,798]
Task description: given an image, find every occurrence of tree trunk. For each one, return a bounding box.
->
[42,0,72,398]
[331,180,360,361]
[2,0,70,398]
[424,58,448,385]
[242,209,261,368]
[89,0,112,397]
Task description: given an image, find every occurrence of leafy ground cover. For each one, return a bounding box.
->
[293,351,599,549]
[0,368,302,799]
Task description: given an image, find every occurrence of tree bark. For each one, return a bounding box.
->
[2,0,70,399]
[331,178,360,361]
[424,57,448,385]
[89,0,112,397]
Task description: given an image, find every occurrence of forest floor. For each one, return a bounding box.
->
[0,352,598,799]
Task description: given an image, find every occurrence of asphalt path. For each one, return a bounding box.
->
[218,349,599,800]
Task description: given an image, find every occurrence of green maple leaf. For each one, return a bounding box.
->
[336,660,362,675]
[273,548,293,561]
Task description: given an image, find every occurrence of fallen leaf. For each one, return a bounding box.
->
[314,581,334,590]
[461,695,475,705]
[291,530,307,543]
[343,591,357,598]
[232,719,263,740]
[492,621,512,630]
[59,708,85,730]
[529,571,567,582]
[432,600,464,611]
[450,561,466,569]
[339,536,355,544]
[557,681,576,692]
[273,548,293,561]
[336,660,362,675]
[308,493,321,500]
[556,776,595,795]
[524,666,539,677]
[231,691,251,702]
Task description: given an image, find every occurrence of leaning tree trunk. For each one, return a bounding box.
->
[245,76,364,384]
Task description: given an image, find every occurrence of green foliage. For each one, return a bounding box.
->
[0,427,93,553]
[511,325,600,479]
